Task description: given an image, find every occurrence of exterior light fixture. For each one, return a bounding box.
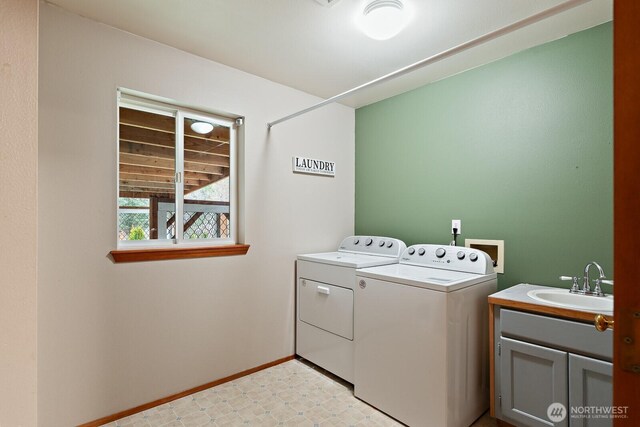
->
[356,0,413,41]
[190,121,214,134]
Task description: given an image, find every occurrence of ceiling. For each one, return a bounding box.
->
[46,0,612,108]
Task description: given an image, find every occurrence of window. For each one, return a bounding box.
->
[112,89,246,261]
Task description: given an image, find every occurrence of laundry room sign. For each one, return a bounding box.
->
[292,156,336,177]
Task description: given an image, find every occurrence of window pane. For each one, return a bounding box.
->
[183,117,231,240]
[118,107,176,240]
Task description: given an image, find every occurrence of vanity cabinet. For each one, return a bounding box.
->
[493,307,612,427]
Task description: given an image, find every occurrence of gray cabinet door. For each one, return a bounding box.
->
[500,337,568,427]
[569,354,613,427]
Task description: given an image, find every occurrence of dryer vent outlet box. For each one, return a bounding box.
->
[313,0,342,6]
[465,239,505,274]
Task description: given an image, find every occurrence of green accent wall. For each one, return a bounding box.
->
[355,23,613,290]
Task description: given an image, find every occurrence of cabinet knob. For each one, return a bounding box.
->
[594,314,614,332]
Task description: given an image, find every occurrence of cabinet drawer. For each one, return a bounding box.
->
[500,309,612,361]
[298,279,353,340]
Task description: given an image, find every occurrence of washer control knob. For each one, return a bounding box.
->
[365,238,373,246]
[408,247,416,255]
[435,248,446,258]
[457,251,465,260]
[418,248,426,256]
[469,253,479,262]
[379,240,385,247]
[354,238,360,245]
[387,241,393,248]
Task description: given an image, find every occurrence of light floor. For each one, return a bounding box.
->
[103,359,497,427]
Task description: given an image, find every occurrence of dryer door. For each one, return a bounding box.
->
[298,279,353,340]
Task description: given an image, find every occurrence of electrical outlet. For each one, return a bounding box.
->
[451,219,461,234]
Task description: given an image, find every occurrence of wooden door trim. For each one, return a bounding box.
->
[613,0,640,423]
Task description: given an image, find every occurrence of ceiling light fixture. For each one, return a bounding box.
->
[356,0,413,41]
[190,121,214,134]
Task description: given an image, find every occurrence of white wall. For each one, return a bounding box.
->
[0,1,38,426]
[38,4,354,425]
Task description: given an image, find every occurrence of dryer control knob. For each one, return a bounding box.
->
[469,253,479,262]
[457,251,465,260]
[436,248,446,258]
[354,238,360,245]
[408,247,416,255]
[387,241,394,248]
[379,241,385,247]
[365,238,373,246]
[418,248,426,256]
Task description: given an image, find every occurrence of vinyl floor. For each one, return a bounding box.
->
[102,359,497,427]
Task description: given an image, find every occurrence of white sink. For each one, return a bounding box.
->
[527,288,613,312]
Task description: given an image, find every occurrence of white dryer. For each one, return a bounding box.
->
[354,244,497,427]
[296,236,406,383]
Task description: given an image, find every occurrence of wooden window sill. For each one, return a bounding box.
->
[110,244,250,263]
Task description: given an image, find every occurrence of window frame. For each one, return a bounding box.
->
[115,88,239,252]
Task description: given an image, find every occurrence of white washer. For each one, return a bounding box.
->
[297,236,407,383]
[354,244,497,427]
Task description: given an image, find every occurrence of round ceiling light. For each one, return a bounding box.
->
[356,0,413,41]
[191,121,214,134]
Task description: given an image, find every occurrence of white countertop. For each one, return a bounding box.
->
[489,283,613,322]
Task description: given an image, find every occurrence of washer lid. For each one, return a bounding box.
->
[298,251,401,268]
[356,263,497,292]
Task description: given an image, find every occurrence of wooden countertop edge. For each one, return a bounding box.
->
[488,295,600,323]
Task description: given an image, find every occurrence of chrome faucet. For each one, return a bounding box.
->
[561,261,613,297]
[582,261,605,295]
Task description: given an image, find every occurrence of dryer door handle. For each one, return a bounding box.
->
[317,286,330,295]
